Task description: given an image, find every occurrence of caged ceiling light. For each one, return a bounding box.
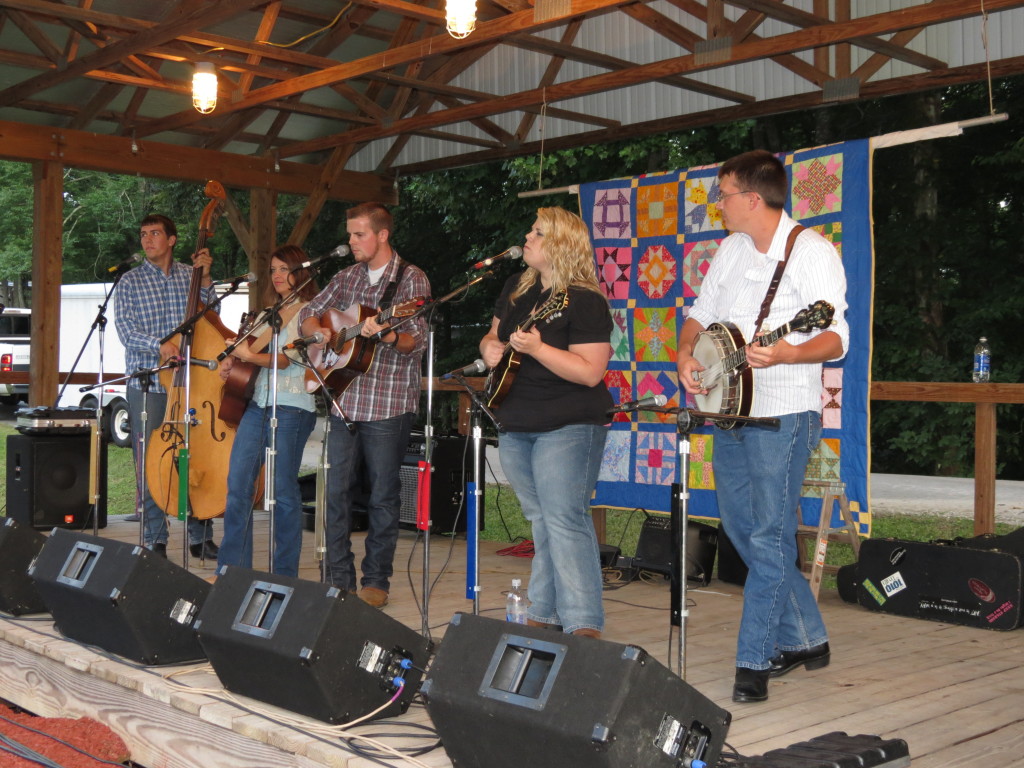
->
[192,62,218,114]
[445,0,476,38]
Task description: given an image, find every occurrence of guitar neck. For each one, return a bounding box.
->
[336,306,397,349]
[724,321,795,373]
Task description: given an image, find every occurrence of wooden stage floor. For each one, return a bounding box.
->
[2,513,1023,768]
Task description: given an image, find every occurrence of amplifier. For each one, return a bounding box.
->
[400,435,484,534]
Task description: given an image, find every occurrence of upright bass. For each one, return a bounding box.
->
[145,181,240,520]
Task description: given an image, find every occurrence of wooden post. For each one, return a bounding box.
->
[30,159,63,407]
[974,401,997,535]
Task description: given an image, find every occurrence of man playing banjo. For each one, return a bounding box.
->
[677,149,849,704]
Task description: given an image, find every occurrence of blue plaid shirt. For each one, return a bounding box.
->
[114,260,217,394]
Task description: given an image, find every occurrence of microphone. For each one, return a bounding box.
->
[607,394,667,414]
[211,272,256,287]
[472,246,523,270]
[283,332,325,351]
[441,359,487,380]
[169,357,219,371]
[108,253,143,273]
[293,245,350,271]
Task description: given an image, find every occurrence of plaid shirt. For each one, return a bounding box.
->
[114,260,217,394]
[298,253,430,422]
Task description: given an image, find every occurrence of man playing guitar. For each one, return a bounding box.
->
[299,202,431,609]
[677,150,849,705]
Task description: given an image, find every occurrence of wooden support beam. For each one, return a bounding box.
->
[0,120,395,205]
[250,187,277,311]
[30,159,62,407]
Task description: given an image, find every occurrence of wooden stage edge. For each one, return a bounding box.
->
[3,518,1024,768]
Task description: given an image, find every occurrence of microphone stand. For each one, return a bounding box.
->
[641,405,779,679]
[55,269,127,536]
[295,346,352,583]
[86,360,193,548]
[372,270,495,629]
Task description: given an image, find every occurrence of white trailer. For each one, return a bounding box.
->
[57,282,252,446]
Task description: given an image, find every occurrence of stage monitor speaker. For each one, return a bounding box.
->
[195,566,433,723]
[5,433,106,530]
[399,434,484,534]
[856,535,1024,630]
[27,529,209,663]
[0,517,48,615]
[421,613,732,768]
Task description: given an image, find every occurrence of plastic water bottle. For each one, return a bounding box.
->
[506,578,528,624]
[972,337,991,382]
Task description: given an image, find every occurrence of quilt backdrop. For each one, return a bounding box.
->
[579,139,873,534]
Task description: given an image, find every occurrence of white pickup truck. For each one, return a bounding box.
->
[0,307,31,405]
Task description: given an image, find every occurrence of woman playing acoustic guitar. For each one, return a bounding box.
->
[216,245,320,577]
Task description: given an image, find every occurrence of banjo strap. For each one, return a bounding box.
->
[753,224,805,336]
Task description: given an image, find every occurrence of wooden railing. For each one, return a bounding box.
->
[5,372,1021,534]
[870,382,1024,535]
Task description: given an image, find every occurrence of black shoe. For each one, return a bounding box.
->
[189,540,219,560]
[732,667,770,703]
[768,642,831,678]
[149,543,167,558]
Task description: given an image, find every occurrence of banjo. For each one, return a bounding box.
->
[691,300,835,428]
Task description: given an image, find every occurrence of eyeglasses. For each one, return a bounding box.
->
[717,190,751,202]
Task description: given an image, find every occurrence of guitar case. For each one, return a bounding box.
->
[854,529,1024,630]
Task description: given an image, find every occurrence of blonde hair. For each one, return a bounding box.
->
[512,207,604,301]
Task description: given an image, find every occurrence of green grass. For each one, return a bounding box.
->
[2,423,1015,591]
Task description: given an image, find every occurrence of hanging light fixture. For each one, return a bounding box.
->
[192,62,218,114]
[445,0,476,38]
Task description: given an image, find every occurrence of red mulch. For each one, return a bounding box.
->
[0,703,131,768]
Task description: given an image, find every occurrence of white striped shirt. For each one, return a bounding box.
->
[688,212,849,418]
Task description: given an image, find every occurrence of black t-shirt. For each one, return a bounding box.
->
[492,275,614,432]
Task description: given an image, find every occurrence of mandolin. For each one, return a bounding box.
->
[484,290,569,409]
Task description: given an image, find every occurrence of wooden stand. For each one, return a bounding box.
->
[796,480,861,599]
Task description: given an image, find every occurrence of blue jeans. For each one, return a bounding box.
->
[323,412,413,592]
[127,386,214,547]
[712,411,828,670]
[217,402,316,577]
[499,424,608,634]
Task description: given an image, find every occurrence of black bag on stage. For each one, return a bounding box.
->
[854,528,1024,630]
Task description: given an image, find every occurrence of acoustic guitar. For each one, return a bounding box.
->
[218,311,261,429]
[691,299,835,428]
[304,297,425,395]
[484,291,569,409]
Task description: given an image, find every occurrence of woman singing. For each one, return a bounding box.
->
[479,207,614,637]
[216,245,320,577]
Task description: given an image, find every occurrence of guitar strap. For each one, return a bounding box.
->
[377,258,408,310]
[753,224,805,336]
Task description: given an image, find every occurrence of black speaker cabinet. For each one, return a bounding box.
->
[856,535,1024,630]
[716,522,748,586]
[6,433,106,530]
[633,511,718,584]
[422,613,732,768]
[0,517,48,615]
[27,529,209,663]
[400,434,484,533]
[195,567,433,723]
